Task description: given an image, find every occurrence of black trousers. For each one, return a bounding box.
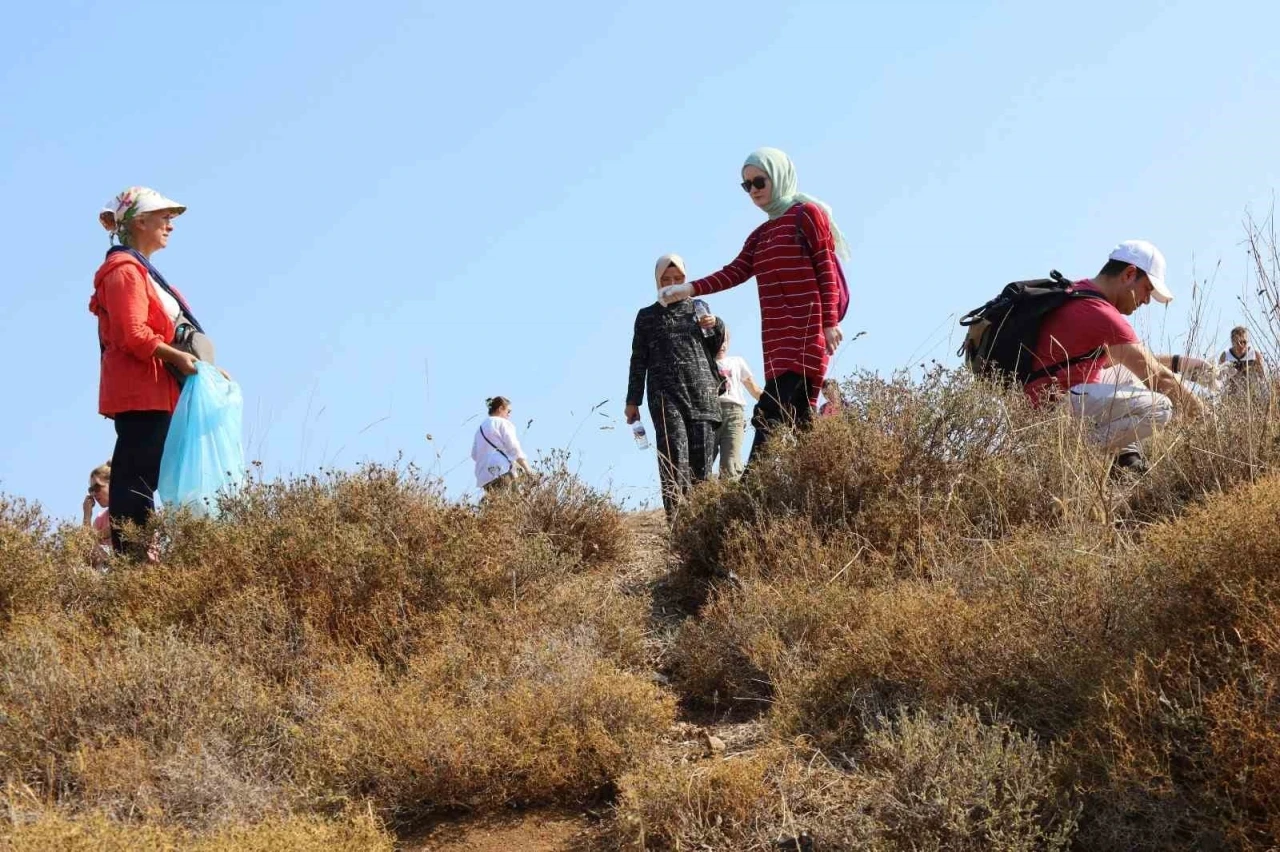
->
[650,402,716,520]
[748,372,817,462]
[109,411,172,554]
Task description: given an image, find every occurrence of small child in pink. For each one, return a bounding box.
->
[83,462,112,559]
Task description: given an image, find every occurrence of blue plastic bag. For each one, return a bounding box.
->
[157,363,245,517]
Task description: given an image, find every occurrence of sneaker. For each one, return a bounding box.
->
[1110,451,1149,478]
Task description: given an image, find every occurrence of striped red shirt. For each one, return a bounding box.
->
[689,203,840,395]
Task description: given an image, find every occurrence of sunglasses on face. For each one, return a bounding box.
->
[740,176,768,192]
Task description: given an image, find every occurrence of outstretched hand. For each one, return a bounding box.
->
[658,283,694,306]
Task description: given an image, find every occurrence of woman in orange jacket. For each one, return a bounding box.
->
[90,187,203,554]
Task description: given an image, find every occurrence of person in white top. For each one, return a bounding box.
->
[472,396,532,493]
[712,327,763,479]
[1218,326,1268,397]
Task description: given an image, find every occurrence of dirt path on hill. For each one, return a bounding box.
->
[401,509,757,851]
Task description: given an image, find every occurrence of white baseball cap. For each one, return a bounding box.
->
[1108,239,1172,304]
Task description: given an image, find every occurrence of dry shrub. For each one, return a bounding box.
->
[673,527,1149,738]
[672,368,1108,584]
[0,621,288,827]
[669,565,874,712]
[614,746,875,850]
[1125,388,1280,521]
[0,460,660,837]
[654,370,1280,848]
[1072,477,1280,850]
[74,463,626,681]
[615,749,785,849]
[1073,635,1280,851]
[511,449,632,568]
[859,703,1077,851]
[1139,473,1280,643]
[0,497,57,628]
[615,705,1074,851]
[294,634,672,820]
[0,811,392,851]
[93,465,577,663]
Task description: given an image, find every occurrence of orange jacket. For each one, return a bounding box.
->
[89,252,181,417]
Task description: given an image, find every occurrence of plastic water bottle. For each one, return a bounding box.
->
[632,421,650,449]
[693,300,714,337]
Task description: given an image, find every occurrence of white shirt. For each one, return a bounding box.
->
[148,274,181,322]
[716,355,756,407]
[1221,347,1262,367]
[471,416,528,487]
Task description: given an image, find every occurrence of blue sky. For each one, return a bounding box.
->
[3,0,1279,518]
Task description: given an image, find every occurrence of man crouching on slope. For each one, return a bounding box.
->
[1024,240,1205,475]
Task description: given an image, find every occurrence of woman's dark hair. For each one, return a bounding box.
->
[822,379,841,391]
[486,396,511,415]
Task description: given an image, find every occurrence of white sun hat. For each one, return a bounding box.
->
[1108,239,1172,304]
[99,186,186,237]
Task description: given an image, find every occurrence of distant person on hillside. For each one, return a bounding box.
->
[712,327,762,480]
[91,187,209,555]
[626,254,725,518]
[1023,240,1205,475]
[472,396,532,493]
[82,461,113,562]
[657,148,849,463]
[818,379,845,418]
[1218,326,1268,397]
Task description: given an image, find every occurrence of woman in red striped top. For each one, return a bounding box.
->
[660,147,850,462]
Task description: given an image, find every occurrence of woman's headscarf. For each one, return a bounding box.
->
[744,148,850,259]
[99,186,186,244]
[654,253,687,288]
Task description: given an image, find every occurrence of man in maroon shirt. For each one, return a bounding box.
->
[1025,240,1205,473]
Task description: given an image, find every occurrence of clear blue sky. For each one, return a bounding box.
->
[3,0,1278,518]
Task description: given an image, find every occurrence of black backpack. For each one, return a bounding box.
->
[958,270,1109,387]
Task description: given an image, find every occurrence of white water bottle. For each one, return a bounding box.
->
[693,300,714,337]
[632,421,650,450]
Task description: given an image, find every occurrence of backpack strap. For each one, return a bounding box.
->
[793,203,811,256]
[1023,286,1112,383]
[793,203,851,322]
[1023,346,1106,384]
[480,426,512,467]
[106,245,204,333]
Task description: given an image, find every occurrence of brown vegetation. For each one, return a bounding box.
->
[0,460,668,846]
[4,368,1280,849]
[630,369,1280,850]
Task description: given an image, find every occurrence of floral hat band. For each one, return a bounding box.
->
[98,186,186,237]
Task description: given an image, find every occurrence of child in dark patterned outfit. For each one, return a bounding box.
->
[625,254,724,519]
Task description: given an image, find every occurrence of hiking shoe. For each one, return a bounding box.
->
[1110,451,1149,479]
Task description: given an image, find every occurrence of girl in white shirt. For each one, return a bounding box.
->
[713,329,763,479]
[472,396,532,492]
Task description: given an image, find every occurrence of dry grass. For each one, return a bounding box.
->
[6,364,1280,848]
[0,811,392,851]
[613,704,1075,851]
[647,368,1280,849]
[0,462,669,843]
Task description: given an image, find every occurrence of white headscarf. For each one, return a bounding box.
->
[98,186,186,243]
[654,253,687,289]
